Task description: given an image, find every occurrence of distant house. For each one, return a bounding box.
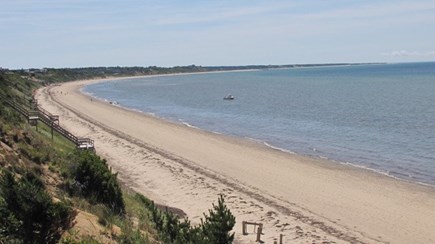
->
[24,68,47,77]
[24,68,47,73]
[0,68,11,74]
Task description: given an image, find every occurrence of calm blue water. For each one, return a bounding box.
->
[84,63,435,186]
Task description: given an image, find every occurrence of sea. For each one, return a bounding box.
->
[83,62,435,186]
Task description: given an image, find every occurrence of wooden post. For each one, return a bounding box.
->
[242,221,264,241]
[280,234,283,244]
[256,224,262,242]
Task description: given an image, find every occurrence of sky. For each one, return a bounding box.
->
[1,0,435,69]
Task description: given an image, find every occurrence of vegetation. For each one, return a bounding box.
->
[201,195,236,244]
[0,170,76,244]
[4,62,371,84]
[134,193,235,244]
[65,151,125,214]
[0,69,237,243]
[16,66,212,84]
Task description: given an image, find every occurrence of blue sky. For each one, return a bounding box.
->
[1,0,435,68]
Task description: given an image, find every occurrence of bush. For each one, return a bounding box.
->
[69,151,125,214]
[92,204,116,228]
[201,195,236,244]
[117,222,150,244]
[0,169,76,244]
[137,193,235,244]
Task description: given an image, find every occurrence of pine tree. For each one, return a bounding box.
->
[201,195,236,244]
[164,207,179,242]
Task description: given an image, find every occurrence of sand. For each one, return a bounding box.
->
[36,77,435,244]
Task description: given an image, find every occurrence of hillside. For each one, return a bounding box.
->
[0,69,236,243]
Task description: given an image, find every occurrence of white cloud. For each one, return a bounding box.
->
[382,50,435,57]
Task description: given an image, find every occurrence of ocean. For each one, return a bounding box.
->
[83,62,435,186]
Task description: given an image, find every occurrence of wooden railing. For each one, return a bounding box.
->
[0,93,94,150]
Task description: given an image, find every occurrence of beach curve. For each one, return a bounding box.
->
[36,77,435,244]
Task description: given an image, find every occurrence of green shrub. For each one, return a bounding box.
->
[69,151,125,214]
[0,169,76,244]
[92,204,116,228]
[117,228,150,244]
[60,235,102,244]
[201,195,235,244]
[136,193,235,244]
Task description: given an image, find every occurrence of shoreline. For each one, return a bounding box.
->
[37,77,435,243]
[82,74,435,189]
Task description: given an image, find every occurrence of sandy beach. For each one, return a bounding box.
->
[36,77,435,244]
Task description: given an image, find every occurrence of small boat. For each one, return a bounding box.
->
[223,94,235,100]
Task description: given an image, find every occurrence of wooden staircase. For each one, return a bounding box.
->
[0,93,94,150]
